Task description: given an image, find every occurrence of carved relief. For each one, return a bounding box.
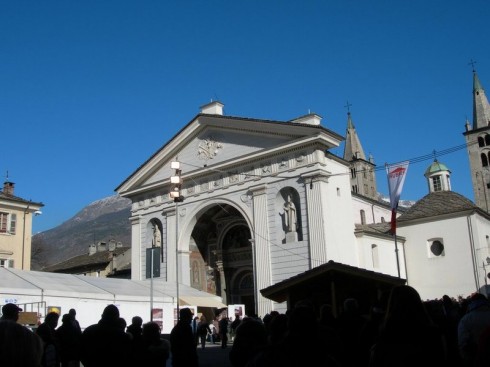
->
[229,172,239,183]
[198,136,223,160]
[187,186,195,194]
[279,157,289,170]
[244,166,254,180]
[261,163,271,175]
[214,175,223,187]
[296,152,306,163]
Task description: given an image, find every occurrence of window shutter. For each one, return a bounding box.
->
[10,213,17,234]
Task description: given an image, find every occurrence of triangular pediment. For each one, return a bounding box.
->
[116,113,343,196]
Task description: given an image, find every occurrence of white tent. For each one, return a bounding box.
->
[0,268,225,333]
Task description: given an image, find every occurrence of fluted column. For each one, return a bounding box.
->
[304,173,329,268]
[250,184,273,317]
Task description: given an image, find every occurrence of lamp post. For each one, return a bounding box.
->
[170,160,184,320]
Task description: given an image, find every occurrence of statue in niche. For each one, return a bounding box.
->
[284,195,297,233]
[152,224,162,248]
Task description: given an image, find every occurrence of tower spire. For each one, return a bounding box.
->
[470,61,490,130]
[342,103,378,200]
[343,103,366,161]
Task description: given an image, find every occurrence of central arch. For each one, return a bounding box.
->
[186,202,256,316]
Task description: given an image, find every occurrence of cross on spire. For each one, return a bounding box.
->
[344,100,352,113]
[468,59,477,73]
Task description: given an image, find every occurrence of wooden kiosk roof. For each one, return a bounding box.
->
[260,260,406,316]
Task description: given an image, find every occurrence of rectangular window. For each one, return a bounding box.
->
[0,259,13,268]
[432,176,442,192]
[0,212,7,233]
[10,214,16,235]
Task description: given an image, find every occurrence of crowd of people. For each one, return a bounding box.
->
[0,303,170,367]
[228,287,490,367]
[2,285,490,366]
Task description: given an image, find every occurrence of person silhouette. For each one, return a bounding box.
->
[170,308,198,367]
[56,313,82,367]
[68,308,82,335]
[0,320,43,367]
[80,304,131,367]
[0,303,22,322]
[369,285,447,367]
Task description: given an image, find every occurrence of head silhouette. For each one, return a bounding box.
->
[101,304,120,322]
[1,303,22,322]
[179,308,193,322]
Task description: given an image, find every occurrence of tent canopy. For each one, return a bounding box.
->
[0,268,226,307]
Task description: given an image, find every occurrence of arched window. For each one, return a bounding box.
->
[371,244,379,268]
[360,209,366,224]
[479,136,485,147]
[351,168,356,178]
[485,134,490,146]
[481,153,489,167]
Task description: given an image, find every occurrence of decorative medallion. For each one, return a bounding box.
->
[198,136,223,160]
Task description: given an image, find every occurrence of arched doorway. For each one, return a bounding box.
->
[190,204,255,316]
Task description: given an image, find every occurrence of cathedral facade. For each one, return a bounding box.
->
[116,71,490,316]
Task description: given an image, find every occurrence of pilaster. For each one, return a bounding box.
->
[249,184,273,316]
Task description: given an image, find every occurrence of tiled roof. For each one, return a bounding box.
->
[397,191,478,222]
[43,247,130,273]
[355,222,392,235]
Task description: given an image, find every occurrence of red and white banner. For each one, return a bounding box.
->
[386,161,409,234]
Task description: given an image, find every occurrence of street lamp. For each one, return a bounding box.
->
[170,160,184,320]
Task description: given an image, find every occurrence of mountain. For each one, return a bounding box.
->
[31,195,132,270]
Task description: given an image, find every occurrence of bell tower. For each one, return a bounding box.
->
[464,63,490,212]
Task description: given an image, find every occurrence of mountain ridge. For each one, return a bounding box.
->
[31,195,132,270]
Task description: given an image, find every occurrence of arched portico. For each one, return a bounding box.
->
[179,201,257,316]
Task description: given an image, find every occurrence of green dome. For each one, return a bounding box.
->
[424,160,450,176]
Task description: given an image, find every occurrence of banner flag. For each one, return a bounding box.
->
[386,161,409,235]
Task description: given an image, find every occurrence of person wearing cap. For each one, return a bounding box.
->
[1,303,22,322]
[170,308,198,367]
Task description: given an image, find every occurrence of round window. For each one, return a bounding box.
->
[430,240,444,256]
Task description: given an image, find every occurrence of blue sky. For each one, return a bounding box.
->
[2,0,489,233]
